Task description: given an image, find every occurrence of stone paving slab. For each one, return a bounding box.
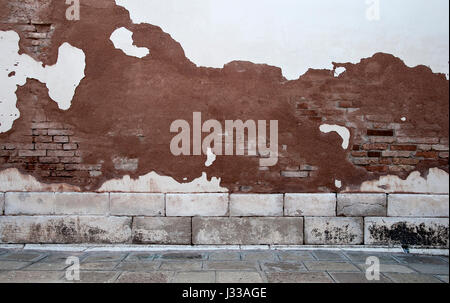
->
[0,248,447,283]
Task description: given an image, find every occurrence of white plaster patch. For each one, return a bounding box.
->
[335,179,342,188]
[0,168,81,192]
[401,117,407,122]
[0,30,85,133]
[98,171,228,193]
[334,67,346,77]
[205,147,216,167]
[319,124,350,149]
[110,27,150,58]
[349,168,449,194]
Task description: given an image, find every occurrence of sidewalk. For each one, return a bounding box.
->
[0,247,448,283]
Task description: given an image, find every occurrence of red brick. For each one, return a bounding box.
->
[53,136,69,143]
[397,137,439,144]
[416,151,439,159]
[352,145,360,151]
[60,157,82,164]
[391,145,417,151]
[47,129,74,136]
[382,151,411,158]
[31,122,65,129]
[367,129,394,136]
[35,143,62,150]
[367,151,381,157]
[362,143,388,150]
[47,150,75,157]
[366,165,388,172]
[39,157,60,164]
[18,150,46,157]
[338,101,353,108]
[351,151,366,157]
[439,152,449,158]
[63,143,78,150]
[34,136,52,143]
[392,158,420,165]
[296,103,309,109]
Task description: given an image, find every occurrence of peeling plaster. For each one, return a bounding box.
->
[97,171,227,193]
[319,124,350,149]
[0,30,85,133]
[349,168,449,194]
[0,168,81,192]
[205,147,216,167]
[110,27,150,58]
[334,67,346,77]
[335,179,342,189]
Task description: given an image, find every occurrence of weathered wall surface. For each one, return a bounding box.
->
[0,1,448,246]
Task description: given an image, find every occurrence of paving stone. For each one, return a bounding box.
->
[132,217,192,244]
[204,261,260,271]
[337,194,386,216]
[0,193,4,214]
[388,194,449,217]
[284,194,336,216]
[277,251,315,261]
[0,216,132,243]
[73,271,119,283]
[25,261,70,271]
[0,261,31,270]
[230,194,283,216]
[312,251,347,261]
[124,252,157,262]
[241,251,277,261]
[304,261,360,272]
[357,263,416,274]
[40,253,86,263]
[0,270,64,283]
[193,217,303,245]
[166,194,229,216]
[304,217,363,245]
[392,254,448,265]
[261,261,307,272]
[80,262,119,271]
[82,253,127,263]
[0,251,46,262]
[406,263,449,275]
[110,193,165,216]
[384,273,443,283]
[116,271,174,283]
[209,251,241,261]
[115,262,161,272]
[157,252,206,260]
[172,271,215,283]
[160,261,202,271]
[216,271,263,283]
[436,275,449,283]
[266,272,333,283]
[364,217,449,246]
[330,272,391,283]
[343,252,399,264]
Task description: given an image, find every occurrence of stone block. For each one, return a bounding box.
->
[166,194,228,216]
[110,193,164,216]
[337,194,386,216]
[132,217,191,244]
[388,194,449,217]
[364,217,449,247]
[192,217,303,245]
[230,194,283,216]
[284,194,336,216]
[304,217,363,245]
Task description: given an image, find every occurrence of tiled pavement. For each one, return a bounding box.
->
[0,248,448,283]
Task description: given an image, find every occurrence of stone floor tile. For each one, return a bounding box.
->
[40,253,86,263]
[160,261,202,271]
[277,251,315,261]
[0,270,64,283]
[209,251,241,261]
[156,252,206,260]
[0,261,31,270]
[115,262,161,272]
[24,261,70,271]
[330,272,391,283]
[0,251,46,262]
[81,253,127,263]
[435,275,449,283]
[116,271,174,283]
[216,271,263,283]
[407,263,449,275]
[343,252,399,264]
[357,263,416,274]
[393,254,448,265]
[304,261,360,272]
[80,262,120,271]
[69,271,119,283]
[172,271,215,283]
[311,251,347,261]
[384,273,443,283]
[241,251,276,261]
[203,261,260,271]
[260,261,307,272]
[266,272,333,283]
[123,252,157,262]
